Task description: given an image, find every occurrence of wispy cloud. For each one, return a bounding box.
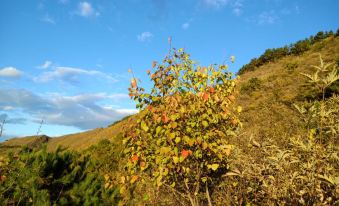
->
[182,22,190,30]
[0,89,136,129]
[34,66,117,84]
[203,0,229,9]
[41,14,56,24]
[182,19,193,30]
[0,67,23,78]
[38,61,53,69]
[0,113,26,124]
[58,0,69,4]
[202,0,244,16]
[137,32,153,42]
[232,0,243,16]
[77,1,100,17]
[257,10,278,24]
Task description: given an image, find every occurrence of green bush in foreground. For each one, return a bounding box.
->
[0,146,120,205]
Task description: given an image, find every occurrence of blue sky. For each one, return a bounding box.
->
[0,0,338,140]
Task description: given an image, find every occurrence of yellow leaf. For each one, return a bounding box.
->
[173,156,179,164]
[160,146,171,154]
[120,186,127,195]
[141,121,149,132]
[207,164,219,171]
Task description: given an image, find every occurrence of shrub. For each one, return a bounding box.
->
[240,77,262,94]
[284,62,298,73]
[0,146,121,205]
[123,48,241,205]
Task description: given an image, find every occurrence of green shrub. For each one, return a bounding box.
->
[240,77,262,94]
[284,62,298,73]
[0,146,121,205]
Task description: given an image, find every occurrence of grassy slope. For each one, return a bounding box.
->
[0,115,136,155]
[235,36,339,144]
[1,36,338,155]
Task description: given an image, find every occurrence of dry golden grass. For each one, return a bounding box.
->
[235,36,339,145]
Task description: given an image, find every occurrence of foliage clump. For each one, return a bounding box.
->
[123,48,241,205]
[0,145,121,205]
[240,77,262,94]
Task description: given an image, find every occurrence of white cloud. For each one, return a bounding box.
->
[41,14,56,24]
[38,61,52,69]
[137,32,153,42]
[0,89,136,129]
[0,67,23,78]
[257,10,278,24]
[77,2,100,17]
[34,66,117,83]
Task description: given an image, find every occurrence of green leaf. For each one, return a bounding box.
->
[202,121,209,127]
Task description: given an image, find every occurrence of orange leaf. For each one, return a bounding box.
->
[131,79,137,88]
[181,150,192,158]
[162,113,169,123]
[131,155,139,162]
[140,161,146,167]
[228,95,235,102]
[147,70,151,75]
[152,61,157,68]
[130,175,139,183]
[209,87,215,93]
[202,93,209,101]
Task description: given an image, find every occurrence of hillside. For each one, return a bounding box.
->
[0,115,136,156]
[0,34,338,205]
[236,35,339,144]
[1,35,337,155]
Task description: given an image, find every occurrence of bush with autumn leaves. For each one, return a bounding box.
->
[123,48,242,205]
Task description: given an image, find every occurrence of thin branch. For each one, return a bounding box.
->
[205,183,213,206]
[36,119,44,136]
[0,118,5,138]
